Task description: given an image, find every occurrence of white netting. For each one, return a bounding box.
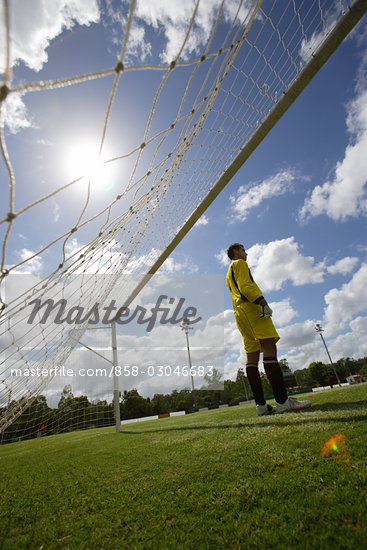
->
[1,0,365,438]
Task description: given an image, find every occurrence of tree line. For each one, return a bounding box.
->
[1,356,366,444]
[294,356,367,387]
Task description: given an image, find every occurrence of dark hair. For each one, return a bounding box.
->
[227,243,243,260]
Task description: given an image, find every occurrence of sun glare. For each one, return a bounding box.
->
[64,141,113,189]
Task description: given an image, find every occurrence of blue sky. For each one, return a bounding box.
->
[1,0,367,402]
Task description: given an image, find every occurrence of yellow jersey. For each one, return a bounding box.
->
[226,259,263,308]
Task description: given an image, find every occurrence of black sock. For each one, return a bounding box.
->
[246,364,266,406]
[263,357,288,404]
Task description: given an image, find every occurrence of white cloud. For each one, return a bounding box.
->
[105,5,152,63]
[299,88,367,222]
[2,0,99,132]
[278,340,321,372]
[327,256,359,275]
[299,7,341,64]
[104,0,259,68]
[247,237,325,292]
[63,238,159,277]
[330,316,367,361]
[223,308,243,354]
[2,92,32,134]
[195,214,209,227]
[278,318,367,372]
[229,169,296,222]
[217,238,329,292]
[324,263,367,333]
[277,320,316,350]
[215,248,228,267]
[221,350,243,381]
[281,314,367,372]
[2,272,42,310]
[64,237,86,263]
[6,0,99,71]
[2,0,256,132]
[160,254,199,273]
[128,24,152,61]
[14,248,43,274]
[133,0,255,63]
[270,298,298,327]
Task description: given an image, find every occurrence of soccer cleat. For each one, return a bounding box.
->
[256,403,276,416]
[275,397,311,413]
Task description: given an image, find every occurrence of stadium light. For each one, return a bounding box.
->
[314,323,341,387]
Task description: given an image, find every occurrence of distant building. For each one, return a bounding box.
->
[346,374,367,385]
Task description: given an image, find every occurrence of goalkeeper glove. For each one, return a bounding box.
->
[259,298,272,318]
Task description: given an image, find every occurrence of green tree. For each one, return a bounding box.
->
[279,359,297,388]
[170,389,194,411]
[1,395,52,442]
[202,367,223,390]
[308,361,333,386]
[235,369,250,401]
[89,400,114,428]
[279,358,289,369]
[58,384,74,410]
[355,357,367,373]
[120,389,152,420]
[56,386,93,432]
[199,368,223,407]
[151,393,170,415]
[293,368,317,387]
[260,372,272,398]
[334,357,353,379]
[70,395,91,430]
[221,379,242,404]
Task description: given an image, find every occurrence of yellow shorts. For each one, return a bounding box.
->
[234,301,280,354]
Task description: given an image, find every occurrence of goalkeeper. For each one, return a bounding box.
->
[226,243,310,415]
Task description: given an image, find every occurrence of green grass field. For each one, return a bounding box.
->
[1,384,366,550]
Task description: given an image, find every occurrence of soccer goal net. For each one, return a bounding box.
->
[1,0,366,442]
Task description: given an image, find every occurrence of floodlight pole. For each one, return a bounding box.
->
[314,323,341,387]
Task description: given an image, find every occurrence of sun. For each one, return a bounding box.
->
[63,140,113,189]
